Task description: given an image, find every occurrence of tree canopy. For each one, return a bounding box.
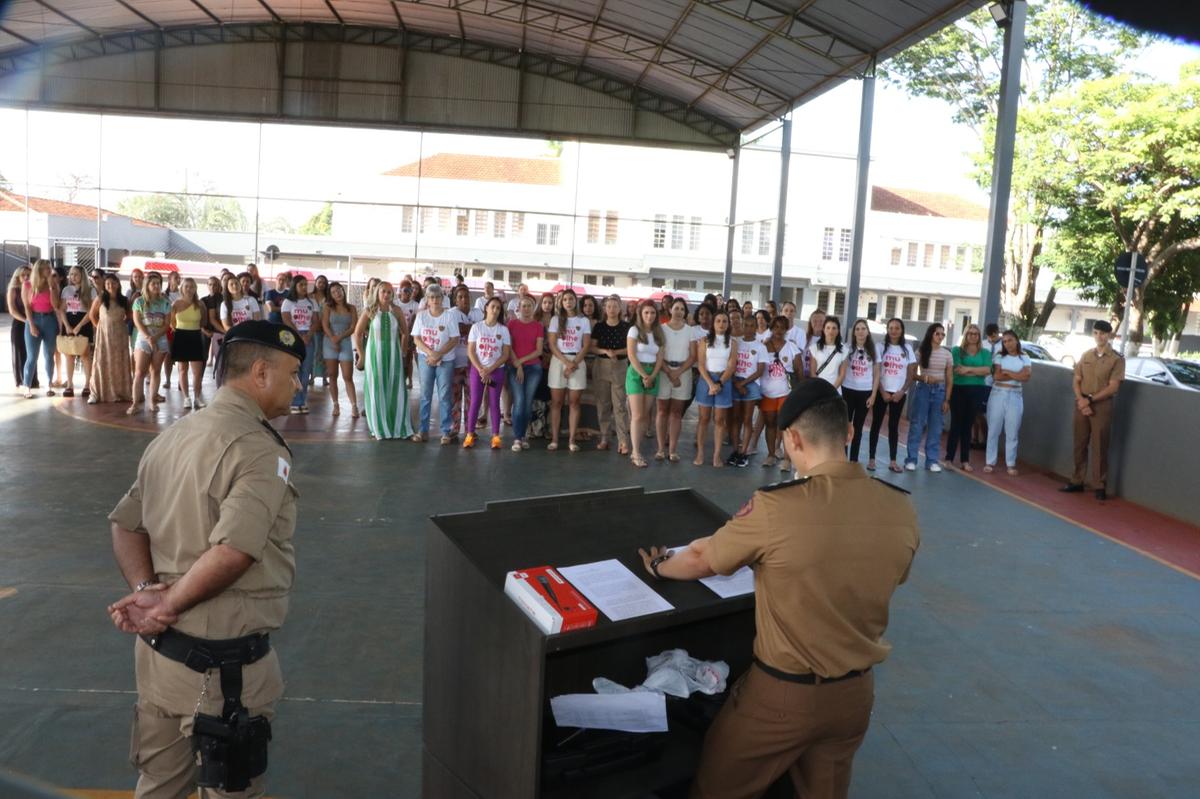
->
[117,191,248,232]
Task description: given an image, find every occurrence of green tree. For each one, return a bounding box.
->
[117,191,248,232]
[297,202,333,236]
[1039,69,1200,351]
[881,0,1146,327]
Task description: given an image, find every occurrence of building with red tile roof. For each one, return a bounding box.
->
[384,154,562,186]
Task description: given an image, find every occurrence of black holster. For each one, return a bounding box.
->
[141,629,273,792]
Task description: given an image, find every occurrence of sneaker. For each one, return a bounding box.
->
[520,440,530,450]
[440,435,452,445]
[512,440,523,452]
[491,435,502,450]
[463,433,477,449]
[725,452,740,466]
[904,462,916,471]
[929,463,943,473]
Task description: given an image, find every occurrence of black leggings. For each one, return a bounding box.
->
[843,388,873,462]
[869,394,906,461]
[946,384,985,464]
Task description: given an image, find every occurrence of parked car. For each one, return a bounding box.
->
[1126,357,1200,391]
[1021,341,1059,362]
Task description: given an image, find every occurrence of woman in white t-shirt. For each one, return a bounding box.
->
[842,319,880,467]
[59,265,94,398]
[985,330,1032,475]
[759,315,802,470]
[451,285,484,437]
[218,275,262,332]
[624,301,665,468]
[655,298,697,462]
[869,317,916,473]
[281,275,320,413]
[546,289,592,452]
[729,310,766,467]
[410,284,463,443]
[694,310,739,468]
[465,297,513,450]
[807,316,847,389]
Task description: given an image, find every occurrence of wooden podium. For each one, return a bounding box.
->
[423,487,757,799]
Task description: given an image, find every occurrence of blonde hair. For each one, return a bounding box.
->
[958,323,982,353]
[6,265,31,292]
[29,259,52,294]
[181,277,203,312]
[68,266,93,307]
[366,281,393,315]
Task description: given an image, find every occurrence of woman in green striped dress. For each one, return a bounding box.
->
[352,281,413,440]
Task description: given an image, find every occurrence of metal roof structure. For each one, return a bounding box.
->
[0,0,986,148]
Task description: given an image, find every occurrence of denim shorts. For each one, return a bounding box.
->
[323,335,353,362]
[694,371,734,409]
[734,380,762,402]
[135,334,169,355]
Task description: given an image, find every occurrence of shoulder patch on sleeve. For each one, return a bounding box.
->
[760,476,812,493]
[871,476,911,494]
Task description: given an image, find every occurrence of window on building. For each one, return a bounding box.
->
[956,245,967,268]
[419,206,433,234]
[602,275,615,287]
[583,274,598,285]
[689,216,702,251]
[605,211,618,244]
[934,299,945,322]
[653,214,667,249]
[674,279,696,290]
[839,228,852,262]
[456,211,469,236]
[923,243,934,268]
[822,227,834,260]
[508,271,522,284]
[906,242,918,267]
[901,297,914,319]
[548,224,560,246]
[817,289,830,310]
[536,223,547,245]
[401,205,414,233]
[544,272,559,281]
[741,224,754,255]
[587,210,601,244]
[652,277,666,288]
[525,272,540,281]
[512,212,525,236]
[671,215,685,249]
[470,268,486,278]
[918,297,930,320]
[884,296,897,319]
[474,210,488,236]
[890,246,902,266]
[438,207,451,232]
[758,221,772,256]
[940,244,951,268]
[493,211,507,238]
[834,291,846,317]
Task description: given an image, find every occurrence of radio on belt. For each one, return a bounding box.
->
[504,566,598,634]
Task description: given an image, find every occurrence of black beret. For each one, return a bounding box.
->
[222,320,306,362]
[777,379,842,431]
[1093,320,1113,334]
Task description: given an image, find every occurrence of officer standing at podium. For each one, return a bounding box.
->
[639,379,919,799]
[107,320,304,799]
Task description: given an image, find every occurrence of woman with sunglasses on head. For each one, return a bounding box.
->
[282,275,320,414]
[507,295,544,452]
[729,309,767,467]
[546,288,591,452]
[168,277,208,410]
[655,297,696,462]
[409,284,461,444]
[590,294,632,454]
[985,329,1031,475]
[353,281,413,440]
[869,318,916,473]
[464,297,512,450]
[86,273,132,405]
[905,323,954,472]
[321,281,359,418]
[128,271,170,415]
[625,301,665,468]
[945,323,992,471]
[842,319,880,466]
[59,265,94,398]
[694,309,739,467]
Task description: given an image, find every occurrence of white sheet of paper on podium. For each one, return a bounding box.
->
[557,559,674,622]
[668,545,755,599]
[550,691,668,733]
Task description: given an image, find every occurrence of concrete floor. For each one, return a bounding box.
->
[1,319,1198,798]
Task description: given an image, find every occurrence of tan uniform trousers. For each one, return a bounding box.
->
[130,637,283,799]
[691,666,874,799]
[1071,399,1113,489]
[592,357,630,448]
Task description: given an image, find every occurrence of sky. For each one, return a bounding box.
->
[1,30,1197,224]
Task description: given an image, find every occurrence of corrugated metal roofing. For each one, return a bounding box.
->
[0,0,987,145]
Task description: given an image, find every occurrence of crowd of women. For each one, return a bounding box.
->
[6,262,1032,473]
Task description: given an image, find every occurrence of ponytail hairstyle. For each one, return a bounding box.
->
[918,323,945,370]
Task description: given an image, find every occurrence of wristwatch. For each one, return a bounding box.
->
[649,552,673,579]
[134,578,158,592]
[1085,393,1094,402]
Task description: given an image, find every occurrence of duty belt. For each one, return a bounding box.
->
[754,657,869,685]
[141,628,271,716]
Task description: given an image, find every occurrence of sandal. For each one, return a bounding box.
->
[125,404,137,415]
[618,445,630,456]
[631,455,648,468]
[654,451,666,461]
[351,404,360,418]
[46,389,56,397]
[410,433,425,443]
[693,457,704,466]
[763,456,777,468]
[568,442,581,453]
[866,459,876,471]
[597,441,610,451]
[1007,468,1019,476]
[63,388,74,397]
[331,402,341,416]
[983,465,994,474]
[888,463,903,473]
[961,463,974,472]
[547,442,559,451]
[668,453,681,463]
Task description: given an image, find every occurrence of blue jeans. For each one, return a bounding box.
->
[292,335,315,407]
[905,381,946,467]
[986,388,1024,468]
[417,354,456,435]
[24,311,58,388]
[508,362,544,440]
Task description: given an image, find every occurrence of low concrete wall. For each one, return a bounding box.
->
[1018,362,1199,523]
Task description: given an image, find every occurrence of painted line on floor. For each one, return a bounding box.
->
[0,685,422,706]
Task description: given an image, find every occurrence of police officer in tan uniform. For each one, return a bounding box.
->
[1060,320,1124,500]
[639,379,919,799]
[107,320,304,799]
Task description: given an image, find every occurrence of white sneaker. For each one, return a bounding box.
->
[929,463,943,473]
[904,462,916,472]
